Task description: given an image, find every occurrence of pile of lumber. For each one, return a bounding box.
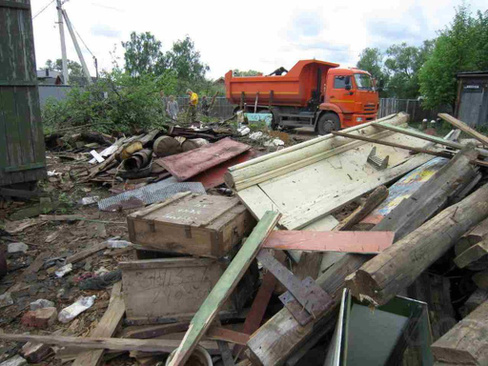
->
[3,113,488,366]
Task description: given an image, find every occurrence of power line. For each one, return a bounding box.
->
[33,0,56,19]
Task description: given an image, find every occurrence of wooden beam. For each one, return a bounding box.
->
[454,240,488,268]
[374,122,488,157]
[0,334,218,353]
[263,231,394,254]
[72,282,125,366]
[167,211,281,366]
[431,299,488,364]
[439,113,488,147]
[346,183,488,306]
[335,185,388,231]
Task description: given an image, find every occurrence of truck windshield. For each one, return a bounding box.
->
[354,74,373,90]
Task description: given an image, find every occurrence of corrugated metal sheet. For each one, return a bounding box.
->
[0,0,46,186]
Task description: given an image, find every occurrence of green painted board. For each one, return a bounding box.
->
[167,211,281,366]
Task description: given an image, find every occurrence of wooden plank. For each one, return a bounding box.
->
[167,211,280,366]
[346,183,488,307]
[439,113,488,147]
[257,250,332,319]
[72,282,125,366]
[207,327,250,346]
[454,240,488,268]
[431,299,488,365]
[160,137,251,181]
[66,241,107,264]
[232,251,286,357]
[0,334,218,353]
[232,265,279,357]
[124,323,189,339]
[263,231,394,254]
[335,185,388,231]
[374,122,488,157]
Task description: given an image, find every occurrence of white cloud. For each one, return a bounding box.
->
[31,0,487,80]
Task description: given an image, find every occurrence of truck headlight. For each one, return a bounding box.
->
[356,117,363,122]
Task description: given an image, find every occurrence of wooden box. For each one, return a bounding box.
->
[120,257,257,322]
[127,193,256,258]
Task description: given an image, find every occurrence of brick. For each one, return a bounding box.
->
[21,307,57,329]
[20,342,53,363]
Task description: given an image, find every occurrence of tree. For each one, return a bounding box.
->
[44,59,83,77]
[356,48,388,96]
[165,36,209,94]
[121,32,166,76]
[419,6,488,108]
[233,69,262,77]
[384,41,433,98]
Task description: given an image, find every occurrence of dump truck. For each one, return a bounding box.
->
[225,60,379,134]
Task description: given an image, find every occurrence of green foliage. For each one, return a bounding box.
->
[166,36,210,94]
[233,69,263,77]
[121,32,209,95]
[121,32,166,76]
[356,48,388,96]
[42,69,177,134]
[44,58,84,77]
[385,41,433,98]
[419,6,488,108]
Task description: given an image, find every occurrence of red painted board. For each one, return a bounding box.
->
[159,137,251,181]
[191,150,259,189]
[263,231,394,254]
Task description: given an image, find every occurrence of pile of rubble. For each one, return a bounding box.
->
[1,112,488,366]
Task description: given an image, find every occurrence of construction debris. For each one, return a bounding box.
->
[4,112,488,366]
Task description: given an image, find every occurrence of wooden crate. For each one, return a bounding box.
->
[120,257,257,322]
[127,193,256,258]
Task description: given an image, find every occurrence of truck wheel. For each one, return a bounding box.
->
[317,113,340,135]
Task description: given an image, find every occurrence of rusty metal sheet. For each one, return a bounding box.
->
[159,137,251,181]
[191,150,258,189]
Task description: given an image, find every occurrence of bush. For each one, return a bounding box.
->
[42,69,177,134]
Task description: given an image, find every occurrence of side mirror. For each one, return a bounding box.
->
[345,84,352,91]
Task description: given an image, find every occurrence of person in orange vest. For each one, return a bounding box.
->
[186,88,199,122]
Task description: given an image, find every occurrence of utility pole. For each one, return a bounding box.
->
[56,0,69,84]
[62,9,93,85]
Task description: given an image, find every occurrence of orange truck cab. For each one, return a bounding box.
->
[225,60,379,134]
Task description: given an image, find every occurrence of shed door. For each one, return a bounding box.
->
[0,0,46,186]
[458,84,484,127]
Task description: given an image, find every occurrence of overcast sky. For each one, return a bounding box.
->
[31,0,486,79]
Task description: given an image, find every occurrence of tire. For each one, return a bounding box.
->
[317,112,340,135]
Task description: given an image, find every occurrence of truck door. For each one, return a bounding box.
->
[329,75,356,113]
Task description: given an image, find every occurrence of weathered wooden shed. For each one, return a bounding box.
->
[455,71,488,127]
[0,0,46,187]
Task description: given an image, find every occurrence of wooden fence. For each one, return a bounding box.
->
[379,98,453,122]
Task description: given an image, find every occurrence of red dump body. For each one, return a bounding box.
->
[225,60,339,107]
